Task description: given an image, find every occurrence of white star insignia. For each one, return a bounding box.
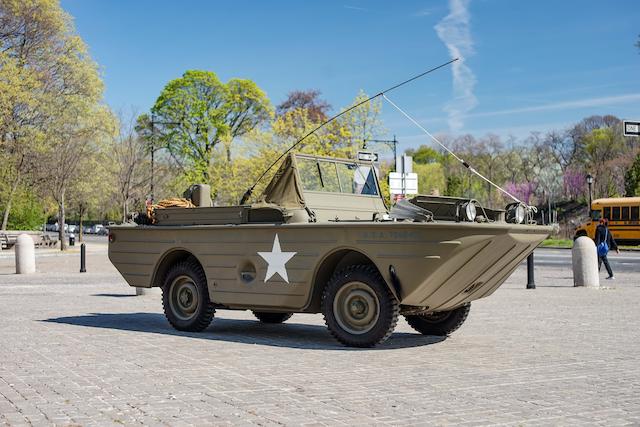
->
[258,234,297,283]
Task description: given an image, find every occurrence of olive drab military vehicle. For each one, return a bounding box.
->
[108,153,553,347]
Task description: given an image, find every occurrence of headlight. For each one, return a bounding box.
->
[506,203,526,224]
[458,201,476,222]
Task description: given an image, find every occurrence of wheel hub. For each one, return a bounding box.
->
[169,276,199,321]
[333,282,380,335]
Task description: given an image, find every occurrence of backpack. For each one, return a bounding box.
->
[597,228,609,257]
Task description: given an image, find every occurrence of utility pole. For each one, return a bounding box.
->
[362,135,398,170]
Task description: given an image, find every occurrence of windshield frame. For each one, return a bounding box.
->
[295,154,383,198]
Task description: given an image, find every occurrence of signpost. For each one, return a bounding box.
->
[389,155,418,199]
[623,120,640,137]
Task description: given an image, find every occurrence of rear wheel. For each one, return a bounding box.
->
[322,265,399,348]
[405,303,470,336]
[252,312,293,323]
[162,259,215,332]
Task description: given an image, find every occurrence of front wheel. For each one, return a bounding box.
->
[162,259,215,332]
[405,303,471,336]
[322,265,399,348]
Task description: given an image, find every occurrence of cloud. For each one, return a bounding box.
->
[467,93,640,119]
[435,0,477,133]
[343,5,367,11]
[413,7,436,17]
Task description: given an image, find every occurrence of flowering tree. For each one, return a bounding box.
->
[562,168,584,201]
[504,181,538,205]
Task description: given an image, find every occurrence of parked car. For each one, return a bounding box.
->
[92,224,105,235]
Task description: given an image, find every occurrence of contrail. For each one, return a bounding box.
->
[435,0,477,133]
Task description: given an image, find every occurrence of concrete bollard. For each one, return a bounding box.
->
[15,234,36,274]
[572,236,599,288]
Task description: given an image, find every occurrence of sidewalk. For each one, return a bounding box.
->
[0,249,638,425]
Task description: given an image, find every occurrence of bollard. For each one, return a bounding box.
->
[80,243,86,273]
[69,233,75,247]
[526,253,535,289]
[15,234,36,274]
[572,236,599,287]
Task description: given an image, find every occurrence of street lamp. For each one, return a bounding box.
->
[586,173,594,213]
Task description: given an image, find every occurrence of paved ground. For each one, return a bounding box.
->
[0,244,638,426]
[528,248,640,274]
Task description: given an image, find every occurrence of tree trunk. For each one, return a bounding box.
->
[1,171,21,231]
[58,191,67,251]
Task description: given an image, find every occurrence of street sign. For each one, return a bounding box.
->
[389,172,418,195]
[623,120,640,137]
[357,151,378,162]
[395,155,413,174]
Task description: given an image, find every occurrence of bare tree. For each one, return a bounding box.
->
[112,111,150,221]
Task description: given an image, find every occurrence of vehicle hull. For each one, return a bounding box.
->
[109,222,552,313]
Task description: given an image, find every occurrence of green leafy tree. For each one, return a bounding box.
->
[625,152,640,196]
[406,145,443,164]
[414,162,446,195]
[149,70,272,183]
[0,0,113,248]
[339,90,384,157]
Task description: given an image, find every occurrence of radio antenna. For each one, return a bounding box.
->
[239,57,459,205]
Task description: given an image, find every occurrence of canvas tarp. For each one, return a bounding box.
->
[258,153,306,209]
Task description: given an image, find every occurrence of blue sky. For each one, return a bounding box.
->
[62,0,640,151]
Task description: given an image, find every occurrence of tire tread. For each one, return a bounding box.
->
[162,258,215,332]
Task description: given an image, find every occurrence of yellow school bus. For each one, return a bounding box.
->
[574,197,640,245]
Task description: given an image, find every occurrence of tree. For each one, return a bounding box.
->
[339,90,384,157]
[149,70,272,182]
[406,145,443,164]
[582,126,626,197]
[624,152,640,196]
[0,0,114,245]
[414,162,446,195]
[111,111,150,221]
[276,90,331,122]
[0,0,56,229]
[43,105,116,250]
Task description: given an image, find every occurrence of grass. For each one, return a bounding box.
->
[540,238,639,250]
[540,238,573,248]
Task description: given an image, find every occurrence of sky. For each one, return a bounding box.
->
[61,0,640,153]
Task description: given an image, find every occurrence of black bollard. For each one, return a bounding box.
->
[526,252,535,289]
[80,242,86,273]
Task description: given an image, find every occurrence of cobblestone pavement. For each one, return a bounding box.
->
[0,245,638,426]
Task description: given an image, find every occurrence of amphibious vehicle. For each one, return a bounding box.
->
[108,153,553,347]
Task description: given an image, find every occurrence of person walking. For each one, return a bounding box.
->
[594,218,619,279]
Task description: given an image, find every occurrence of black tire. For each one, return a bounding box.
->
[162,259,215,332]
[321,265,399,348]
[405,303,471,336]
[252,312,293,323]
